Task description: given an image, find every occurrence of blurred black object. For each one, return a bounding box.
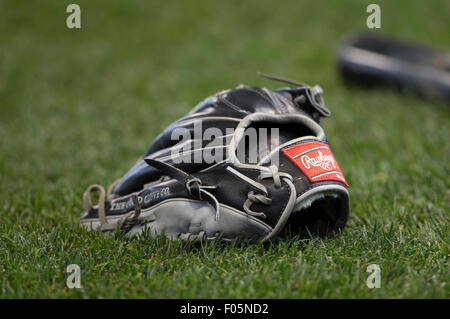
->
[337,34,450,101]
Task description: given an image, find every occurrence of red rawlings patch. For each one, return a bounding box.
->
[282,141,349,187]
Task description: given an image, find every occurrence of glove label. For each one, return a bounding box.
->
[282,141,349,186]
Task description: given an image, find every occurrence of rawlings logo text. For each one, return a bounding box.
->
[282,141,349,187]
[300,150,336,171]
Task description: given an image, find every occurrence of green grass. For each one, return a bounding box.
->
[0,0,449,298]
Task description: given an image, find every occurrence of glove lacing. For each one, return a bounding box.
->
[83,184,144,232]
[83,161,293,228]
[258,72,331,117]
[237,165,293,219]
[185,177,220,221]
[145,158,221,221]
[117,194,145,233]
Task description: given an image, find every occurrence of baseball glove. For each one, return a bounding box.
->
[81,74,350,242]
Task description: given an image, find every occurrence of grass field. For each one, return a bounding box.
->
[0,0,448,298]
